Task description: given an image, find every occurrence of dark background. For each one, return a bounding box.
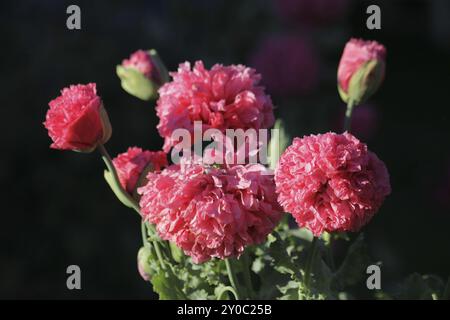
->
[1,0,449,299]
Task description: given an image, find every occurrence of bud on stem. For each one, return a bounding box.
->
[117,49,169,101]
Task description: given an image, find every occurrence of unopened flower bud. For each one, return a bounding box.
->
[137,246,153,281]
[117,49,169,101]
[337,38,386,105]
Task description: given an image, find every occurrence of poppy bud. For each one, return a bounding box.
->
[117,49,169,101]
[337,38,386,105]
[44,83,112,153]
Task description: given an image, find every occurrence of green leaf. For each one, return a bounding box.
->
[188,289,209,300]
[169,241,184,263]
[116,65,156,101]
[332,234,370,290]
[309,250,333,298]
[251,256,265,274]
[268,233,299,277]
[277,281,300,300]
[151,267,187,300]
[268,119,290,170]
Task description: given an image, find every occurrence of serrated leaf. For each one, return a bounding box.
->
[188,289,209,300]
[251,257,265,274]
[169,241,184,263]
[310,252,333,298]
[277,281,300,300]
[151,267,187,300]
[268,233,299,276]
[332,234,370,290]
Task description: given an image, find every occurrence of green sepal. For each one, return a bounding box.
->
[169,241,184,263]
[116,65,157,101]
[347,59,385,105]
[104,168,137,209]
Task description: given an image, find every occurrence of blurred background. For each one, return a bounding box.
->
[0,0,449,299]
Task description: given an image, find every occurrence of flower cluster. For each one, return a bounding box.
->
[275,132,391,236]
[44,39,392,280]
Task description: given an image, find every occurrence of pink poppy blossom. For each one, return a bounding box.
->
[113,147,167,194]
[275,132,391,236]
[138,160,283,263]
[156,61,275,152]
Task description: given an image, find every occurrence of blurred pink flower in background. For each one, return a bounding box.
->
[275,0,350,25]
[250,34,319,96]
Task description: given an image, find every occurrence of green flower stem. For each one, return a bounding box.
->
[141,220,150,248]
[304,237,319,292]
[216,286,239,300]
[242,251,255,299]
[343,99,356,132]
[99,144,167,270]
[225,259,241,300]
[142,221,166,270]
[322,232,336,271]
